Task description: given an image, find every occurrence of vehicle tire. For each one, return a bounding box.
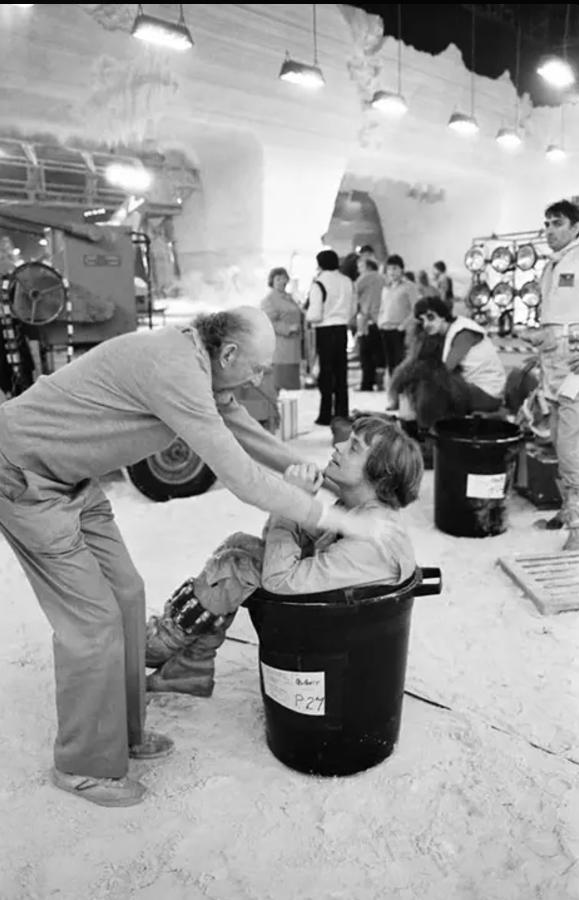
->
[126,438,217,502]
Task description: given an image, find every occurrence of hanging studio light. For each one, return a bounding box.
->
[278,57,325,89]
[448,112,479,135]
[496,127,522,150]
[537,57,575,89]
[279,5,325,89]
[370,90,407,116]
[546,143,567,162]
[131,4,194,51]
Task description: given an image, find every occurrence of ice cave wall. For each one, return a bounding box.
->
[1,3,578,301]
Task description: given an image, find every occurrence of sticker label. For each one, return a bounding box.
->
[261,663,325,716]
[466,472,507,499]
[559,273,575,288]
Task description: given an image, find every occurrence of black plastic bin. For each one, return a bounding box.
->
[246,567,442,777]
[432,416,522,538]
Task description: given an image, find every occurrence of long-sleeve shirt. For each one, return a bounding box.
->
[378,279,418,330]
[260,501,415,595]
[0,325,323,529]
[356,272,385,331]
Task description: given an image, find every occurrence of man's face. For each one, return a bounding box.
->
[418,311,446,336]
[357,258,368,276]
[386,264,403,284]
[213,335,274,390]
[325,430,372,489]
[544,213,579,252]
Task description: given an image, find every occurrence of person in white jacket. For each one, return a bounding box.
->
[306,250,355,425]
[414,296,506,409]
[525,200,579,550]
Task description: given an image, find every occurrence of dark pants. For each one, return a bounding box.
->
[380,329,406,377]
[316,325,349,424]
[359,324,384,391]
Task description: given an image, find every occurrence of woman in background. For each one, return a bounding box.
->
[261,267,303,391]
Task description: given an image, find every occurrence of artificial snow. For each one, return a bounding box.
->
[0,389,578,900]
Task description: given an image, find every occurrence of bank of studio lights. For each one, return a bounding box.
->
[464,243,541,312]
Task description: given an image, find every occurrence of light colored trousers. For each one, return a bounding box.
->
[0,450,145,778]
[550,395,579,527]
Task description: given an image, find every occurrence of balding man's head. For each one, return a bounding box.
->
[194,306,276,390]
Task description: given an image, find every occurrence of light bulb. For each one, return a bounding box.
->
[537,57,575,90]
[546,144,567,163]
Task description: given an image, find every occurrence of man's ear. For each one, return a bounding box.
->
[219,342,239,369]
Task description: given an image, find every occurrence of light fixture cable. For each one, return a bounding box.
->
[470,5,476,118]
[396,3,403,94]
[313,4,318,65]
[514,21,521,130]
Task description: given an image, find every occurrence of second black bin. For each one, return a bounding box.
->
[246,567,441,777]
[432,416,522,538]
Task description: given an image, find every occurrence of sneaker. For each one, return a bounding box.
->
[129,731,175,760]
[51,768,146,807]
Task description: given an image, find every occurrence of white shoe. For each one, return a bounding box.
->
[51,768,147,807]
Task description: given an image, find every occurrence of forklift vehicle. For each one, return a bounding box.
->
[0,205,278,502]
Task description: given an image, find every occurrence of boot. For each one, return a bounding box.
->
[147,613,236,697]
[534,477,565,531]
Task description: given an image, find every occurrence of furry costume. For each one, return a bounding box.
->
[390,321,470,428]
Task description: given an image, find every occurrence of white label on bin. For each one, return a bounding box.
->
[261,663,325,716]
[466,472,507,499]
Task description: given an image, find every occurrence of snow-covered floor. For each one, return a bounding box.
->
[1,389,578,900]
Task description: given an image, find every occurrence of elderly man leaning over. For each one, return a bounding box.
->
[525,200,579,551]
[0,306,380,808]
[145,416,423,696]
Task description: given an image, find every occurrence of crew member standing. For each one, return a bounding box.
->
[307,250,355,425]
[530,200,579,551]
[378,254,418,408]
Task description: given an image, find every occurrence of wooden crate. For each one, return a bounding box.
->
[498,552,579,614]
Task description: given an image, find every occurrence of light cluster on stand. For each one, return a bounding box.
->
[464,236,548,336]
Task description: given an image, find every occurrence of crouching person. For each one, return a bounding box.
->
[145,416,423,695]
[392,297,506,429]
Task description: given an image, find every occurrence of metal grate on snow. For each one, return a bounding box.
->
[498,552,579,615]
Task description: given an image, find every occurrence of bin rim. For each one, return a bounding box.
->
[247,566,441,609]
[431,415,522,446]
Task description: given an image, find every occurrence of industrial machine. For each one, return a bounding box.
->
[0,206,278,502]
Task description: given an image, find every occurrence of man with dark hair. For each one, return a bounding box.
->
[0,306,379,807]
[432,260,454,309]
[146,415,422,696]
[355,257,385,391]
[527,199,579,549]
[307,250,355,425]
[378,254,418,408]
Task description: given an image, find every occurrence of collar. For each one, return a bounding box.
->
[547,236,579,266]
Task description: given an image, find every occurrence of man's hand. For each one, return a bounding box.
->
[284,463,324,494]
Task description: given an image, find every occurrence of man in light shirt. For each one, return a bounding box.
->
[306,250,356,426]
[378,254,418,408]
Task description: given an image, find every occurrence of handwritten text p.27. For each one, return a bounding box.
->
[261,663,326,716]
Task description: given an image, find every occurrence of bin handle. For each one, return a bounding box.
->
[414,566,442,597]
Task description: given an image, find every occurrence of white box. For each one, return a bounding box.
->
[278,397,298,441]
